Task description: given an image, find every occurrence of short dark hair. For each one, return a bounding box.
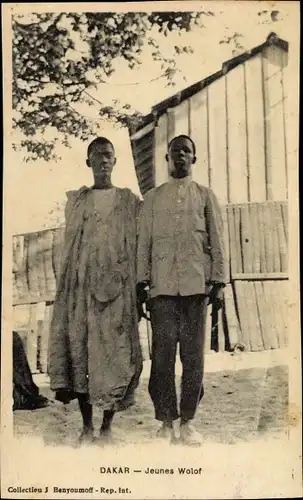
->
[87,137,115,156]
[168,135,196,156]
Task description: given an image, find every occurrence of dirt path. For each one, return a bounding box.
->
[14,353,288,447]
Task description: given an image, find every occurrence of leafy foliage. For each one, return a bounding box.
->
[12,9,282,162]
[13,11,202,161]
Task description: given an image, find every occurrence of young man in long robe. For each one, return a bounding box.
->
[49,137,143,444]
[137,135,226,446]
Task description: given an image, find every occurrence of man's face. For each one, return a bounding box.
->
[167,137,195,178]
[87,142,116,179]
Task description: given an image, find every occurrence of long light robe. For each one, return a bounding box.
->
[48,186,143,410]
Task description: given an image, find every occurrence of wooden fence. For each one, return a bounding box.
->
[13,200,288,372]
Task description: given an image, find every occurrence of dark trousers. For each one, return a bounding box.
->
[148,295,208,422]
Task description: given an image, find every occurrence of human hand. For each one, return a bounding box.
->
[136,281,150,305]
[208,283,225,309]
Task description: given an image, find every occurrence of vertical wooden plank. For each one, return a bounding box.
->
[256,203,267,273]
[40,302,53,373]
[154,113,169,186]
[278,281,288,348]
[249,203,261,273]
[269,203,281,273]
[254,281,271,350]
[274,201,287,272]
[170,100,190,137]
[262,281,279,349]
[242,282,253,351]
[13,235,29,300]
[267,281,284,349]
[234,281,250,351]
[263,202,274,273]
[240,204,253,273]
[189,90,209,187]
[26,233,40,297]
[244,281,263,351]
[262,45,287,200]
[226,64,248,202]
[224,284,241,350]
[233,205,243,274]
[52,227,65,282]
[281,202,288,243]
[280,49,288,198]
[27,303,38,372]
[166,108,175,143]
[208,77,228,204]
[41,230,57,295]
[23,235,30,298]
[36,232,48,297]
[244,54,267,201]
[12,237,21,301]
[277,280,288,347]
[222,205,230,283]
[21,235,29,299]
[227,205,237,278]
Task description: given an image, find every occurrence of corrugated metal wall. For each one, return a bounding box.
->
[146,44,288,204]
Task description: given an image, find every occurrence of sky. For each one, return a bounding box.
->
[8,1,298,234]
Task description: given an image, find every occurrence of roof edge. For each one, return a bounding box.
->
[129,32,288,137]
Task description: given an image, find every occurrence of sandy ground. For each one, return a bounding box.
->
[14,350,289,446]
[7,350,303,499]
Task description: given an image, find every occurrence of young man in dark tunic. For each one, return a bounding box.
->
[49,137,143,444]
[137,135,226,446]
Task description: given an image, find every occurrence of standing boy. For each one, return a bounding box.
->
[137,135,225,446]
[49,137,143,444]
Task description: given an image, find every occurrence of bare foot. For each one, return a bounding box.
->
[76,428,95,447]
[98,428,114,445]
